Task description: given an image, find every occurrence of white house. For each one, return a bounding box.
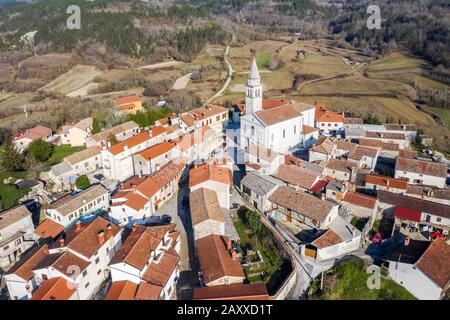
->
[364,175,408,194]
[189,188,225,241]
[108,224,181,300]
[306,215,361,261]
[133,141,174,176]
[244,144,284,175]
[13,125,53,153]
[394,156,447,188]
[314,105,344,136]
[110,160,185,227]
[272,164,321,192]
[46,184,110,228]
[60,117,93,146]
[347,145,379,170]
[85,120,139,148]
[0,205,36,268]
[341,191,378,219]
[387,238,449,300]
[324,159,357,182]
[5,217,122,300]
[309,137,337,163]
[189,163,232,209]
[240,58,316,154]
[186,104,229,133]
[101,131,159,182]
[240,172,285,213]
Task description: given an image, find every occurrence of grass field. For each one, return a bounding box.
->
[0,91,34,113]
[428,106,450,129]
[308,258,416,300]
[256,51,272,68]
[46,145,85,167]
[0,171,30,210]
[41,65,102,97]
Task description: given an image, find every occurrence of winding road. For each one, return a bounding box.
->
[203,45,233,106]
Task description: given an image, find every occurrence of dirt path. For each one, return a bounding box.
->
[203,45,233,106]
[138,60,181,70]
[172,73,192,90]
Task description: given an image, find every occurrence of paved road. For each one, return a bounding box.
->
[153,175,199,300]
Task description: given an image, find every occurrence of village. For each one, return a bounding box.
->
[0,58,449,301]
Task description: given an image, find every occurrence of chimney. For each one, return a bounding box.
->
[106,224,113,238]
[59,238,65,247]
[76,220,81,231]
[98,230,105,245]
[107,141,111,148]
[404,236,410,246]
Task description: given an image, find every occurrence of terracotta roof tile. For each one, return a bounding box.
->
[34,219,64,240]
[342,191,377,209]
[311,229,343,249]
[30,277,76,300]
[189,163,232,188]
[272,164,319,190]
[64,146,101,165]
[415,238,450,288]
[107,131,151,156]
[365,175,408,190]
[193,283,269,300]
[0,205,31,230]
[105,281,138,300]
[137,142,173,160]
[115,95,141,105]
[396,157,447,178]
[189,188,224,225]
[196,234,245,284]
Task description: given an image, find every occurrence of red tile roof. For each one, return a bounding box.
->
[365,175,408,190]
[7,245,50,280]
[30,277,76,300]
[107,131,151,156]
[312,229,343,249]
[342,191,377,209]
[193,283,269,300]
[189,163,232,188]
[196,234,245,284]
[416,238,450,289]
[105,281,163,300]
[137,142,173,160]
[393,206,421,222]
[34,219,64,240]
[115,95,141,105]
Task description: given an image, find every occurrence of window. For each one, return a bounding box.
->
[82,270,87,277]
[97,269,101,275]
[251,126,255,137]
[85,283,90,289]
[95,257,100,264]
[436,217,442,222]
[293,126,296,134]
[283,129,286,138]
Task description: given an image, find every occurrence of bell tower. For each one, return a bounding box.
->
[245,56,262,114]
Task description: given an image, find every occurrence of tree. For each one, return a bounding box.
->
[92,117,102,134]
[107,133,118,146]
[0,138,26,171]
[75,175,90,189]
[25,155,44,180]
[28,139,53,162]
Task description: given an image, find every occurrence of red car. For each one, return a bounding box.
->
[431,232,445,239]
[372,232,383,244]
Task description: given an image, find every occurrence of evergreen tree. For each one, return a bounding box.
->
[92,117,102,134]
[0,138,26,172]
[75,175,91,189]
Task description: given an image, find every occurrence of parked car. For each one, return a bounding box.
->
[372,232,383,244]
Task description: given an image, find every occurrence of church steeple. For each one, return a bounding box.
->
[245,56,263,114]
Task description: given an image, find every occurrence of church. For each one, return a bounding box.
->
[239,57,318,154]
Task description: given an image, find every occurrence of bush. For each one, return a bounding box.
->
[75,175,90,190]
[28,139,53,162]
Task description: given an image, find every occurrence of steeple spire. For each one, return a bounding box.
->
[249,56,260,80]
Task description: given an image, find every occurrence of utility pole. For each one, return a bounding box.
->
[320,258,324,291]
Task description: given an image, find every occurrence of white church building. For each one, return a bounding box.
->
[239,58,316,154]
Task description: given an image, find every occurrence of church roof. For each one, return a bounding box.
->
[249,57,260,79]
[254,100,314,126]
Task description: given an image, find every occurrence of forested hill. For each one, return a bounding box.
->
[0,0,231,61]
[0,0,449,69]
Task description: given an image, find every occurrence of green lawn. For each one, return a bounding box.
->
[308,258,416,300]
[46,144,85,167]
[0,171,30,210]
[256,51,272,69]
